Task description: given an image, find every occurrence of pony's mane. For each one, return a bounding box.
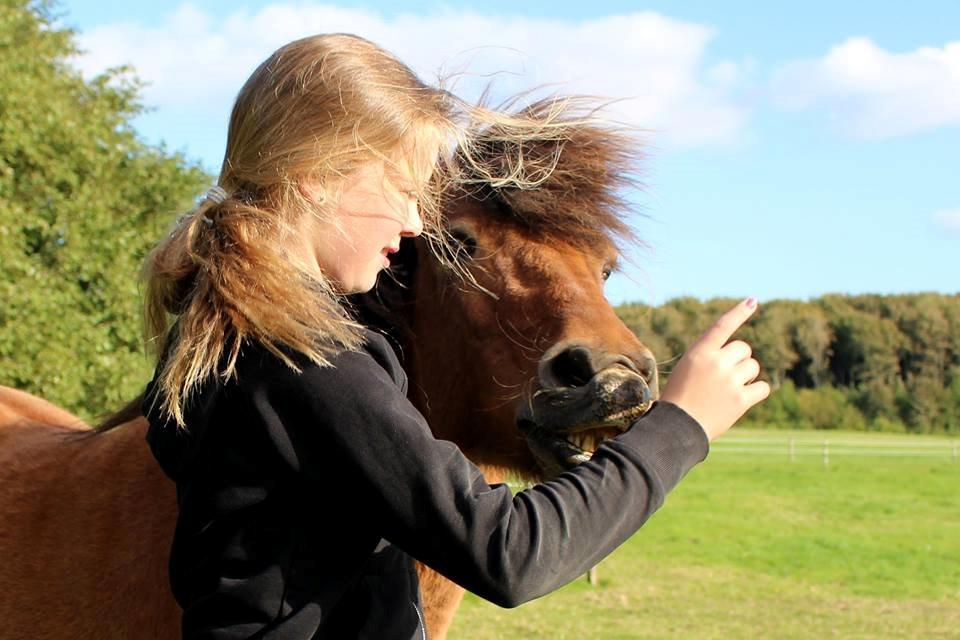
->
[352,98,645,364]
[455,97,643,250]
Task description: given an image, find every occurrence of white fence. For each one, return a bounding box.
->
[712,436,959,465]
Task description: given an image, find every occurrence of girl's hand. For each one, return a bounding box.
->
[660,298,770,442]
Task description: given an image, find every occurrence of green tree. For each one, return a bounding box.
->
[891,294,951,386]
[617,293,956,433]
[615,302,671,382]
[0,0,208,419]
[943,368,960,435]
[796,385,865,431]
[820,296,903,388]
[649,299,699,361]
[789,303,832,388]
[740,300,797,388]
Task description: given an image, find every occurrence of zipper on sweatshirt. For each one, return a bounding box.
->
[411,601,427,640]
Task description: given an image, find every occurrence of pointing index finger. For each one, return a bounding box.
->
[701,298,759,349]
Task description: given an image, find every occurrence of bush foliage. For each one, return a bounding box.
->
[0,1,208,419]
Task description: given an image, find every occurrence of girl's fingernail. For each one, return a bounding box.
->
[746,297,757,308]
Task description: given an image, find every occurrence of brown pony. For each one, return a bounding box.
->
[0,102,657,640]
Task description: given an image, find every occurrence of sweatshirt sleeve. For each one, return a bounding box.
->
[261,341,709,608]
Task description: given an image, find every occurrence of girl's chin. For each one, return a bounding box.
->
[359,266,387,293]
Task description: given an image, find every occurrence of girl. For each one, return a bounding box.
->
[141,34,769,639]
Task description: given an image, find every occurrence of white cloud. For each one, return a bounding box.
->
[933,208,960,235]
[68,3,749,149]
[771,37,960,139]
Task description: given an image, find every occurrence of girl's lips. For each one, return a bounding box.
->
[381,247,397,268]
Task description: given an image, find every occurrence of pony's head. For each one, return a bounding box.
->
[356,98,657,481]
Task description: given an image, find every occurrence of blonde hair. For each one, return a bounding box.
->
[143,33,614,429]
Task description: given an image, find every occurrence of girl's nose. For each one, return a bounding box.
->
[401,201,423,238]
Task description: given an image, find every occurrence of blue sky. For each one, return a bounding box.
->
[54,1,958,305]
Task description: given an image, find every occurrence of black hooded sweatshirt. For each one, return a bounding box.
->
[143,329,709,639]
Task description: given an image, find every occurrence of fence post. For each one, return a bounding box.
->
[823,440,829,467]
[587,566,598,586]
[789,437,795,463]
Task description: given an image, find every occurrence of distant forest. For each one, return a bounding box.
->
[617,293,960,434]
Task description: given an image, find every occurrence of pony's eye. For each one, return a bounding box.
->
[450,228,478,258]
[601,265,613,282]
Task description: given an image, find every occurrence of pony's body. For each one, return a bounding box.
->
[0,414,178,639]
[0,103,656,639]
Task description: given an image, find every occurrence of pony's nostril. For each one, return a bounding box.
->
[548,346,596,388]
[635,352,660,397]
[638,353,657,384]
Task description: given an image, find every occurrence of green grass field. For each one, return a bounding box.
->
[449,430,960,639]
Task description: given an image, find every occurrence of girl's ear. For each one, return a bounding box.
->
[298,180,325,203]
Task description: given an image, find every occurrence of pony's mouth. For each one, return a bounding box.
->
[520,403,650,463]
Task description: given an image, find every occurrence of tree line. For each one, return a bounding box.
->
[617,294,960,434]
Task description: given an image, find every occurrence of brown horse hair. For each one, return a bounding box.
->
[455,98,644,254]
[95,394,146,433]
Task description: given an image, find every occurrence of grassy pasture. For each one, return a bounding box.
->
[450,430,960,639]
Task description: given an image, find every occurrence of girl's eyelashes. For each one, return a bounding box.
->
[389,180,419,199]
